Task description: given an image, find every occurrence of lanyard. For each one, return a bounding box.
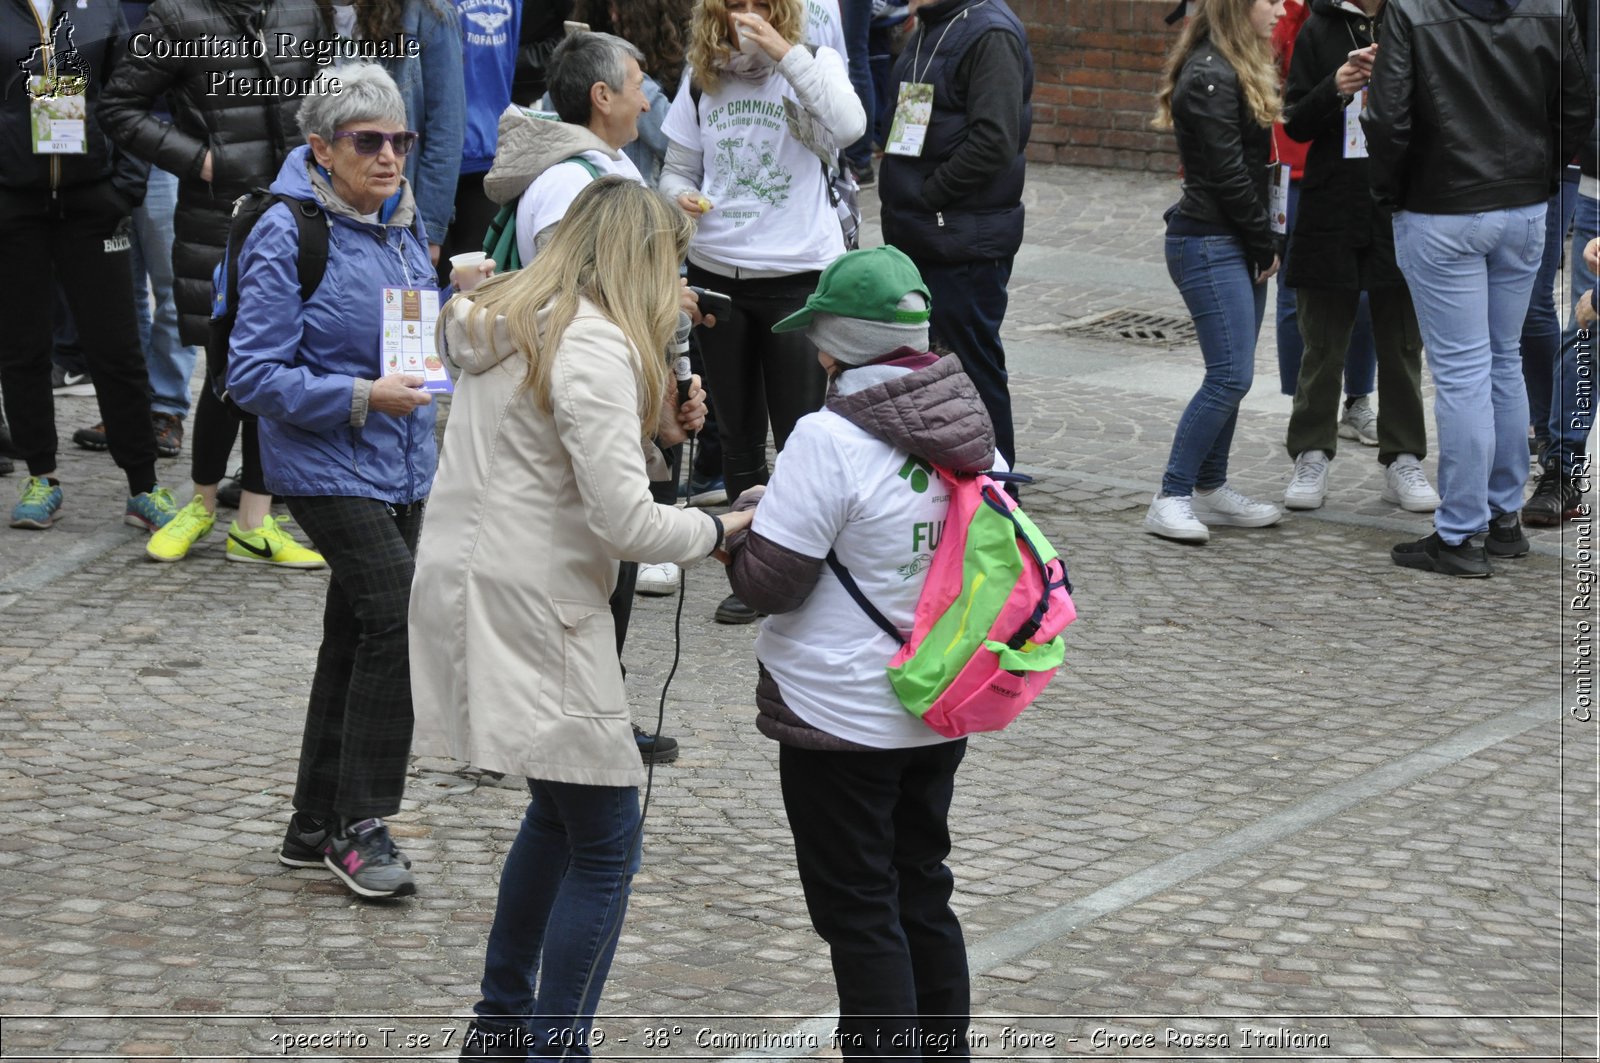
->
[911,0,991,84]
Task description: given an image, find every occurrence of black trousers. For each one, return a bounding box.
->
[0,182,157,494]
[686,265,825,500]
[780,739,971,1060]
[284,494,423,821]
[190,382,267,493]
[919,257,1015,469]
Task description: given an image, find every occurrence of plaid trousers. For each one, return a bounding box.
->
[284,494,424,821]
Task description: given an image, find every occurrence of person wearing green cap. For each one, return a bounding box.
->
[722,245,998,1060]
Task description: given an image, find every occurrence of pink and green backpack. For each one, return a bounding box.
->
[826,467,1077,738]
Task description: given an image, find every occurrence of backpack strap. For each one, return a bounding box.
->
[277,194,328,301]
[825,550,907,647]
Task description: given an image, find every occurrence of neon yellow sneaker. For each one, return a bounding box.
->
[225,514,326,569]
[146,496,215,562]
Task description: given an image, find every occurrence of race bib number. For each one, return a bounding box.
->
[1269,164,1290,236]
[30,77,86,154]
[1343,89,1369,159]
[380,287,451,394]
[885,82,934,157]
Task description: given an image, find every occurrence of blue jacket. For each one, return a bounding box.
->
[227,145,439,504]
[453,0,521,174]
[382,0,466,246]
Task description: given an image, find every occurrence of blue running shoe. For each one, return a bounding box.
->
[124,486,178,531]
[10,476,62,529]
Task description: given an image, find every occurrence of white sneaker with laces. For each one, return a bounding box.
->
[635,561,681,597]
[1284,450,1331,510]
[1143,494,1209,543]
[1381,454,1440,512]
[1338,395,1379,446]
[1190,483,1283,527]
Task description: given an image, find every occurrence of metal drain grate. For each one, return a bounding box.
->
[1061,308,1197,347]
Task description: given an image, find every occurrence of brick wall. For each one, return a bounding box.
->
[1011,0,1181,173]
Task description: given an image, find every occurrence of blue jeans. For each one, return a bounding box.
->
[1550,191,1598,476]
[1162,234,1267,497]
[1393,205,1545,544]
[1276,179,1377,397]
[1520,168,1581,445]
[841,0,874,168]
[130,167,195,420]
[476,779,642,1062]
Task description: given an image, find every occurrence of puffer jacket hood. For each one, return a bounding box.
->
[826,353,996,473]
[482,106,620,206]
[1448,0,1523,17]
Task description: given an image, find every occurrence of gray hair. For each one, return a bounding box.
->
[548,31,644,127]
[296,63,408,142]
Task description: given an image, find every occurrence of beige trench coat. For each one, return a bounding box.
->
[409,297,719,787]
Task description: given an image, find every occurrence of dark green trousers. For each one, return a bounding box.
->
[1286,286,1427,464]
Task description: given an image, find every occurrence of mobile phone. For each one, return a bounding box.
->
[690,286,733,321]
[563,19,590,36]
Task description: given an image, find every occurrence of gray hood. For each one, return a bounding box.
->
[482,107,621,206]
[826,354,995,472]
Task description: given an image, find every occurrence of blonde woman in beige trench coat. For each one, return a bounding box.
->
[408,178,752,1058]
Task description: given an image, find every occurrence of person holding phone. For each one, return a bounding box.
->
[1144,0,1288,543]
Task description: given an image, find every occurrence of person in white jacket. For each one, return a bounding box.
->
[410,178,752,1059]
[659,0,865,625]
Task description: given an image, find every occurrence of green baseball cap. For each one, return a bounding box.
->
[771,246,933,333]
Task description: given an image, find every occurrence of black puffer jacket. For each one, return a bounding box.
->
[1363,0,1593,214]
[1281,0,1403,290]
[1165,38,1278,273]
[99,0,329,345]
[0,0,148,204]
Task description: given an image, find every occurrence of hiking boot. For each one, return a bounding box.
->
[1391,532,1491,578]
[124,487,178,531]
[681,472,727,508]
[1524,463,1578,527]
[226,515,326,568]
[1143,494,1209,542]
[633,723,680,764]
[636,561,680,597]
[152,412,184,459]
[10,476,62,529]
[281,812,410,869]
[1284,450,1330,510]
[1485,512,1529,558]
[146,496,215,562]
[459,1020,535,1060]
[1190,483,1283,527]
[323,818,416,898]
[1381,454,1441,513]
[714,592,761,624]
[1338,395,1378,446]
[72,421,108,451]
[216,470,243,510]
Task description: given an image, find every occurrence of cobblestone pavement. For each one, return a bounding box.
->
[0,165,1595,1062]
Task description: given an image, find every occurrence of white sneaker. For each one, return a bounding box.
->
[1284,450,1331,510]
[1191,483,1284,527]
[1338,395,1379,446]
[635,561,680,597]
[1143,494,1209,543]
[1381,454,1441,512]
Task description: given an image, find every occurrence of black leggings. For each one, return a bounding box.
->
[191,383,267,493]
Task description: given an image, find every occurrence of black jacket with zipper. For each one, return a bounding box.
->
[99,0,328,345]
[1164,37,1278,273]
[0,0,148,206]
[1363,0,1593,214]
[1281,0,1404,290]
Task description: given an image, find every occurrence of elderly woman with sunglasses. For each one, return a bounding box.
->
[227,64,438,901]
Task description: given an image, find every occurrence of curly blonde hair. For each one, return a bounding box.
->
[1152,0,1281,130]
[686,0,806,96]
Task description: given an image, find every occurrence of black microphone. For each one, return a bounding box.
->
[671,310,694,406]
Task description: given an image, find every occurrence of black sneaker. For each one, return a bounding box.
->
[216,470,244,509]
[323,818,416,898]
[278,811,331,867]
[848,157,876,187]
[1486,512,1529,558]
[0,416,18,459]
[714,592,762,624]
[1524,463,1577,527]
[633,723,679,764]
[460,1020,535,1060]
[72,421,108,451]
[51,364,94,396]
[1391,532,1492,578]
[0,452,12,477]
[152,412,184,459]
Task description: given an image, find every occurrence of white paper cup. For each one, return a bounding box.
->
[449,252,487,271]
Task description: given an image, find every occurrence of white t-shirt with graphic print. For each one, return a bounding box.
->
[515,149,644,264]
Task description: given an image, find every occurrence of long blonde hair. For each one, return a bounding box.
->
[456,178,693,437]
[686,0,805,96]
[1152,0,1280,130]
